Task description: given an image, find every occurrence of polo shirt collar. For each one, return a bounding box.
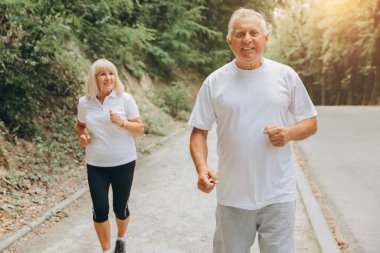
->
[109,90,117,98]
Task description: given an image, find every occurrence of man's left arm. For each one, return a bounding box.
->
[264,117,317,147]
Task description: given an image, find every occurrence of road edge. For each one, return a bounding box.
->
[293,145,341,253]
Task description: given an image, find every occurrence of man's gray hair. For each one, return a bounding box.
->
[227,8,269,39]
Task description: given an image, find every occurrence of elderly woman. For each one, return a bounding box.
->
[76,59,144,253]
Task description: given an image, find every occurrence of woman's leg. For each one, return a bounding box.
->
[110,161,135,238]
[115,217,130,238]
[87,164,112,251]
[94,220,111,250]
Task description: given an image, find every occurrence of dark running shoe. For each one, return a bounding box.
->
[114,239,125,253]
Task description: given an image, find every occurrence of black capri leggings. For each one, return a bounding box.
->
[87,161,135,223]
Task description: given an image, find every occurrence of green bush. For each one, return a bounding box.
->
[152,81,191,118]
[138,0,222,78]
[0,0,79,138]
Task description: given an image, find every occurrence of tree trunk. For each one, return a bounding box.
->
[335,89,341,105]
[333,63,342,105]
[347,83,353,105]
[361,81,371,105]
[369,1,380,105]
[321,75,326,105]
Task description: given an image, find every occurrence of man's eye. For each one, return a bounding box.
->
[235,32,244,38]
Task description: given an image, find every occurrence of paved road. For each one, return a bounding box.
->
[5,128,320,253]
[297,106,380,253]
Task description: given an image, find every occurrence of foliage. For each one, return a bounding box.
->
[151,81,191,119]
[63,0,153,77]
[0,0,78,137]
[267,0,380,105]
[140,108,172,136]
[137,0,221,78]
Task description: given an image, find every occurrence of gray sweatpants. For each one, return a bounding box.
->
[213,201,296,253]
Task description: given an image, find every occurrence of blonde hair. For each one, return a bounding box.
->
[85,59,125,99]
[227,8,269,40]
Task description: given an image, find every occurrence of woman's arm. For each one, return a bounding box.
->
[121,117,144,136]
[76,120,91,148]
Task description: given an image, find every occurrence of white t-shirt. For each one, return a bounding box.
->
[188,58,318,210]
[77,90,140,167]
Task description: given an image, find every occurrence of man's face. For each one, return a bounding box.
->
[227,15,268,68]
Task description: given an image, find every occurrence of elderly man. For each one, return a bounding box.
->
[189,8,317,253]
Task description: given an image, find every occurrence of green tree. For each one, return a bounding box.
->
[0,0,77,137]
[137,0,221,78]
[267,0,379,105]
[60,0,153,77]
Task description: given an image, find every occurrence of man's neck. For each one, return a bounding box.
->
[235,57,264,70]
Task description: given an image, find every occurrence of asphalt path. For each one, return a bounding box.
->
[5,127,320,253]
[297,106,380,253]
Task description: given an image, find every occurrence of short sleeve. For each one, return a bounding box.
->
[77,97,86,123]
[124,93,140,120]
[288,70,318,122]
[188,81,216,130]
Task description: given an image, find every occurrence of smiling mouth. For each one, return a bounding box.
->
[241,47,255,51]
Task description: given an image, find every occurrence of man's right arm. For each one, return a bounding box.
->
[190,127,218,193]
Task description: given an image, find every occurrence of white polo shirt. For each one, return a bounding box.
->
[189,58,318,210]
[77,90,140,167]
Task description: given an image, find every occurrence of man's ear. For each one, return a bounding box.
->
[226,37,231,45]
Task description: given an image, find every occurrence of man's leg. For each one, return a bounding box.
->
[257,201,296,253]
[213,204,257,253]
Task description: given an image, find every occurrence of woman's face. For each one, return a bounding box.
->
[96,70,115,97]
